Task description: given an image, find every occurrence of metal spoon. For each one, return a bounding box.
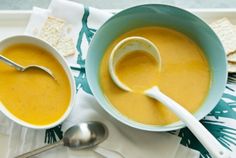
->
[15,121,108,158]
[109,36,230,158]
[0,55,55,79]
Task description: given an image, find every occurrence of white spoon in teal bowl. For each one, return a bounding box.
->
[109,36,231,158]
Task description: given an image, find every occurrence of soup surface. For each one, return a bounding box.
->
[116,50,160,92]
[0,44,71,125]
[100,27,211,125]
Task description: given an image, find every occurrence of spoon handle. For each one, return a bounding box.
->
[145,87,231,158]
[0,55,24,71]
[15,140,64,158]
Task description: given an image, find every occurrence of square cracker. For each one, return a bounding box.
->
[39,16,75,56]
[56,37,75,56]
[228,52,236,63]
[228,62,236,73]
[39,16,65,47]
[210,18,236,55]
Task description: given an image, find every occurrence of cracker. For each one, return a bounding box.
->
[210,18,236,55]
[38,16,76,57]
[56,37,75,56]
[228,62,236,73]
[39,16,65,47]
[228,52,236,63]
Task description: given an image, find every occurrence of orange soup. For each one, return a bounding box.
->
[0,44,71,125]
[100,27,211,125]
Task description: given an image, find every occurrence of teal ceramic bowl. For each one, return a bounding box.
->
[86,4,227,131]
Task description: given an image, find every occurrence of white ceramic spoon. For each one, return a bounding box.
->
[109,36,230,158]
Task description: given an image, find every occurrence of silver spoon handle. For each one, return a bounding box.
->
[15,140,64,158]
[0,55,24,71]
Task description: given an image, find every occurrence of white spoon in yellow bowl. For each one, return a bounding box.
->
[109,36,230,158]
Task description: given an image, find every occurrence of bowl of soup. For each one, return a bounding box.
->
[86,4,227,131]
[0,35,76,129]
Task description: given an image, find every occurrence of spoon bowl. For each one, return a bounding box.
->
[15,121,108,158]
[63,122,108,149]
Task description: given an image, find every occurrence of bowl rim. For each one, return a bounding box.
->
[0,35,76,129]
[86,4,228,132]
